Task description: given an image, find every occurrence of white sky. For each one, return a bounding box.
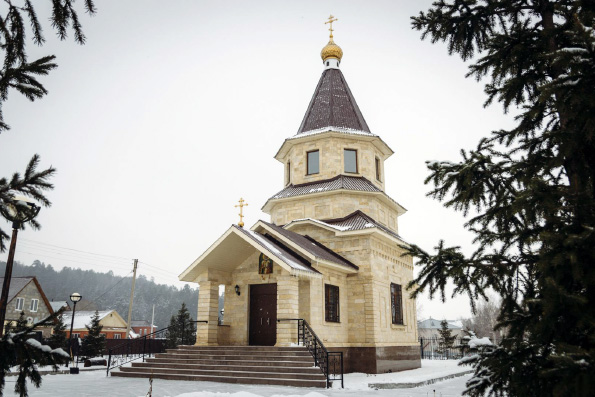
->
[0,0,515,320]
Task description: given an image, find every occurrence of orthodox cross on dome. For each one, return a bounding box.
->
[235,198,249,228]
[325,15,338,39]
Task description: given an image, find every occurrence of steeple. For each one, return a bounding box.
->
[297,16,371,135]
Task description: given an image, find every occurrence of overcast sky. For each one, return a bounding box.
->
[0,0,515,320]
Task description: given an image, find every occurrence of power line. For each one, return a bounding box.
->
[16,242,133,266]
[77,270,134,312]
[11,250,133,272]
[19,238,133,261]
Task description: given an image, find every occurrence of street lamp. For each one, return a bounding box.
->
[0,195,40,337]
[68,292,82,374]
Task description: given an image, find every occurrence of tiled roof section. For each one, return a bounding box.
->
[323,210,406,242]
[297,69,371,135]
[270,175,381,200]
[233,225,321,275]
[260,221,358,271]
[0,277,33,303]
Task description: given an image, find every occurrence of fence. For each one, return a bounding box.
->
[419,336,468,360]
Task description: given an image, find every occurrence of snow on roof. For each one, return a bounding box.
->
[418,318,463,330]
[49,301,69,312]
[241,228,315,274]
[61,310,119,330]
[289,126,376,139]
[286,217,352,232]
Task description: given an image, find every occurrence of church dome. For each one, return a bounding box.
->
[321,38,343,62]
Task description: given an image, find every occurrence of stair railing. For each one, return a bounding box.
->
[277,318,344,388]
[106,320,207,376]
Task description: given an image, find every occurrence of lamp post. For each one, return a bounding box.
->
[68,292,82,373]
[0,196,40,337]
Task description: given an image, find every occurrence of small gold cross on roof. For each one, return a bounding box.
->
[325,15,338,39]
[235,198,249,228]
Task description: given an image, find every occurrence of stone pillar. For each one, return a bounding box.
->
[276,276,299,346]
[195,281,219,345]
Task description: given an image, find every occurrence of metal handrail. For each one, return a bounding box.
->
[277,318,344,388]
[106,320,207,376]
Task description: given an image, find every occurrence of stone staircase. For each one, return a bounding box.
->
[110,345,328,388]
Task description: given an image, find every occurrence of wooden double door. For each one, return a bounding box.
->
[249,283,277,346]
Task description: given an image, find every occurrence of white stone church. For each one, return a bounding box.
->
[179,25,420,374]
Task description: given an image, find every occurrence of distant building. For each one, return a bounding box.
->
[130,320,155,338]
[49,301,70,313]
[62,310,128,339]
[418,317,465,339]
[1,276,54,337]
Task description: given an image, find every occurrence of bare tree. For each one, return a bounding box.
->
[462,296,500,342]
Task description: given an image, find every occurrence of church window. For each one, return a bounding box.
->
[391,283,403,325]
[287,161,291,185]
[307,150,319,175]
[375,157,381,181]
[325,284,340,322]
[344,149,357,173]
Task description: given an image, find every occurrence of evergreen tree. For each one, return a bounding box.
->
[406,1,595,395]
[165,303,196,348]
[437,320,457,357]
[48,316,68,351]
[80,311,106,359]
[1,312,69,397]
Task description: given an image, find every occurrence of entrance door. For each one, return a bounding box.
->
[249,283,277,346]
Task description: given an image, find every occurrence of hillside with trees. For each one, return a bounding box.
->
[0,260,198,330]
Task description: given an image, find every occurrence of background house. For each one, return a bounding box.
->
[130,320,154,338]
[418,317,465,339]
[1,276,54,337]
[62,310,128,339]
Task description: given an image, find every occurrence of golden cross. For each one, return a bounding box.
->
[325,15,338,39]
[235,198,249,228]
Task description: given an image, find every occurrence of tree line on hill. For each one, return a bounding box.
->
[0,260,199,330]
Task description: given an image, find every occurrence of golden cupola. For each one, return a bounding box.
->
[321,15,343,63]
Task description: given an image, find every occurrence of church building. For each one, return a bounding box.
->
[179,21,420,374]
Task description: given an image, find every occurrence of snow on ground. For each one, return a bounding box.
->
[6,360,471,397]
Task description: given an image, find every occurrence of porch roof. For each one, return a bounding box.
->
[179,225,321,282]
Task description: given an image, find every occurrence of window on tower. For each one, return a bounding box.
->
[375,157,381,181]
[287,161,291,185]
[344,149,357,173]
[307,150,319,175]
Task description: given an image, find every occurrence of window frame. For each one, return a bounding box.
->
[306,150,320,175]
[391,283,404,325]
[15,297,24,311]
[344,149,358,173]
[324,284,340,323]
[30,298,39,312]
[114,334,121,339]
[375,157,381,181]
[286,160,291,185]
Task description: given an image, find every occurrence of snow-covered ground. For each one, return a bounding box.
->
[5,360,471,397]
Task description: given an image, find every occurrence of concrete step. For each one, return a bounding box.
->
[167,349,311,357]
[130,361,321,374]
[111,370,328,388]
[118,366,326,381]
[154,353,313,361]
[144,357,315,367]
[175,345,305,352]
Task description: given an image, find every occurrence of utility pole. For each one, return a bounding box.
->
[151,304,155,335]
[125,259,138,339]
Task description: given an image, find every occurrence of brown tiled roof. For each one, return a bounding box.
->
[297,69,371,134]
[269,175,381,200]
[322,210,406,242]
[233,225,321,275]
[260,221,358,271]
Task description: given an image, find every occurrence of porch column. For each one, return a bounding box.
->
[276,275,299,346]
[195,281,219,345]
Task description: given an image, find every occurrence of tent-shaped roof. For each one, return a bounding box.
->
[297,68,371,135]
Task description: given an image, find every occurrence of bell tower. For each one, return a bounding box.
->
[262,19,406,233]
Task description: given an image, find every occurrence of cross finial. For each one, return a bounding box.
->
[325,15,338,39]
[235,198,249,228]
